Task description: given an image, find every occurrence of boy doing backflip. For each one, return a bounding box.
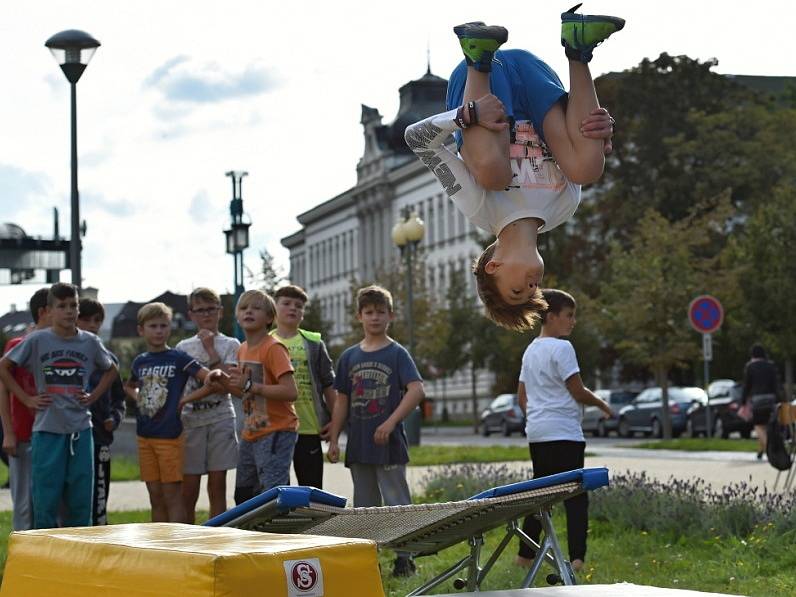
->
[406,4,623,330]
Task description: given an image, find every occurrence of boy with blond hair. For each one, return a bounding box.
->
[271,285,335,489]
[177,288,240,523]
[125,302,217,523]
[327,285,425,577]
[0,283,118,528]
[209,290,298,504]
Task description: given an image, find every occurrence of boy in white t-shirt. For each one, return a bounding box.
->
[516,289,612,573]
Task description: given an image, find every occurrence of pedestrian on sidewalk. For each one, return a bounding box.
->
[741,344,783,460]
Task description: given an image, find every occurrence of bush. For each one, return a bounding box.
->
[418,462,533,503]
[591,472,796,539]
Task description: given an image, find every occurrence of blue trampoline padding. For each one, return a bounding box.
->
[204,485,347,527]
[468,467,609,500]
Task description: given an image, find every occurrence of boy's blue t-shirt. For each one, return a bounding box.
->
[446,49,567,148]
[129,349,201,439]
[334,341,422,466]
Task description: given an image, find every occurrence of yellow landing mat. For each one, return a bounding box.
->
[1,523,384,596]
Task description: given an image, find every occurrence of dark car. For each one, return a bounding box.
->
[686,380,753,439]
[582,389,638,437]
[617,386,707,438]
[480,393,525,437]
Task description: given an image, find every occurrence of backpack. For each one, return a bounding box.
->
[766,410,792,471]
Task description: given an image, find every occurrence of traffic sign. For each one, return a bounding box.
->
[688,295,724,334]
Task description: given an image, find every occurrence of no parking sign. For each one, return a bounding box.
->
[688,295,724,335]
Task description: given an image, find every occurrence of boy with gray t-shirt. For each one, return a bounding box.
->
[0,283,118,528]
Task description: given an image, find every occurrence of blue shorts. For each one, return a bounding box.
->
[446,49,567,148]
[236,430,297,493]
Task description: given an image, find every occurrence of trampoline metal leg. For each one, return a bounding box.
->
[465,535,484,591]
[519,511,576,587]
[476,522,517,584]
[406,554,470,597]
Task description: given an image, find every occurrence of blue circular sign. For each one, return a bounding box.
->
[688,295,724,334]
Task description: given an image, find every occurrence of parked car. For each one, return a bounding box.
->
[582,389,638,437]
[480,393,525,437]
[617,386,707,438]
[686,381,753,439]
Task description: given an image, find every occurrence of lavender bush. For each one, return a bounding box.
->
[418,463,533,503]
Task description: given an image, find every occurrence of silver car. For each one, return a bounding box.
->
[581,389,638,437]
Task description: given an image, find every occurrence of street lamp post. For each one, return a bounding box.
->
[45,30,100,290]
[223,171,251,339]
[392,207,425,444]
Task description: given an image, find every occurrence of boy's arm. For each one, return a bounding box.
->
[326,391,348,463]
[0,357,51,411]
[106,374,127,431]
[373,381,425,446]
[0,380,17,456]
[82,364,119,406]
[179,383,216,409]
[565,374,614,418]
[319,386,337,440]
[518,382,527,413]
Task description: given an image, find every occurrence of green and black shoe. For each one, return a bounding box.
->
[453,22,508,73]
[561,3,625,63]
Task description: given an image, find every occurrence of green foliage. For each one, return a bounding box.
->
[257,246,285,296]
[301,296,334,341]
[633,438,758,452]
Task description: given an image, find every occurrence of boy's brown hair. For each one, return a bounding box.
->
[137,302,173,326]
[540,289,576,323]
[356,285,393,313]
[188,287,221,308]
[472,242,547,332]
[274,284,309,305]
[78,297,105,321]
[47,282,78,307]
[236,289,277,324]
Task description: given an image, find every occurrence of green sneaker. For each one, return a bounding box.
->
[561,3,625,63]
[453,22,508,73]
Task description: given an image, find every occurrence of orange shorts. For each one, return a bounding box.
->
[137,436,184,483]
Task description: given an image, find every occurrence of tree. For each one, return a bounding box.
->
[735,184,796,397]
[301,296,334,341]
[596,196,735,438]
[256,247,285,296]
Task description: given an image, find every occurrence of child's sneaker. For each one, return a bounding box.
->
[561,3,625,63]
[453,22,508,73]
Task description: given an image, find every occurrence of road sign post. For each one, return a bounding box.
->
[688,296,724,439]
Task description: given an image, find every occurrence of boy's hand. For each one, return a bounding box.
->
[474,94,509,132]
[319,422,332,441]
[77,391,94,406]
[601,406,616,419]
[197,329,216,352]
[103,418,115,432]
[2,430,17,457]
[227,365,251,391]
[373,420,396,445]
[327,441,340,463]
[580,107,615,154]
[205,369,231,386]
[21,393,53,411]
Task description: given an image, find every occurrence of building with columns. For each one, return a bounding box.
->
[281,69,495,416]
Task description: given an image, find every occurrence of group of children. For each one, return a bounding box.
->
[0,4,625,577]
[0,281,425,577]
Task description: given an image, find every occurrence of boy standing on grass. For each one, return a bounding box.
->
[208,290,298,504]
[0,288,50,530]
[0,283,118,529]
[176,288,240,523]
[125,302,218,523]
[271,285,336,489]
[76,297,126,526]
[327,285,425,578]
[516,289,613,573]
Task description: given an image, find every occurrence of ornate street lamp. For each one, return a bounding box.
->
[45,29,100,289]
[223,171,251,339]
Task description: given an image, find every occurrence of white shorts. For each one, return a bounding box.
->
[183,417,239,475]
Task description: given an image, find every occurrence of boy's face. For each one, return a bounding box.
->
[138,315,172,348]
[189,298,222,331]
[357,303,393,336]
[487,251,544,306]
[77,313,104,335]
[547,306,577,337]
[275,296,305,329]
[236,301,273,333]
[49,296,79,330]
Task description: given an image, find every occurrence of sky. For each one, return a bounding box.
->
[0,0,791,311]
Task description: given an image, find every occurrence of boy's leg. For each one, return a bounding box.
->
[234,439,257,505]
[293,433,323,488]
[182,474,202,524]
[156,438,187,522]
[206,417,238,517]
[454,23,512,190]
[64,429,94,527]
[31,431,68,529]
[92,442,111,525]
[254,431,297,493]
[182,424,205,524]
[375,465,415,576]
[9,441,33,531]
[162,481,187,523]
[348,463,381,508]
[146,481,168,522]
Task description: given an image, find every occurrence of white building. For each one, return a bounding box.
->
[281,69,495,417]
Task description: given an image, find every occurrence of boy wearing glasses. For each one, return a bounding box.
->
[176,288,240,522]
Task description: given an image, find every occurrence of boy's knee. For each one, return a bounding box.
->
[566,155,605,186]
[472,163,513,191]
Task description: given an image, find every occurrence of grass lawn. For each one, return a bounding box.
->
[0,509,792,595]
[407,445,530,466]
[632,438,759,452]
